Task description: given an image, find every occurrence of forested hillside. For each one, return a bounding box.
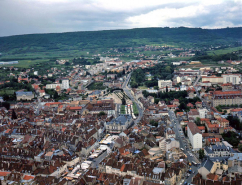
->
[0,27,241,54]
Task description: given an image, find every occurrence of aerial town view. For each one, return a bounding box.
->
[0,0,241,184]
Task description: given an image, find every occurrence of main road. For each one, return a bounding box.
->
[169,110,201,184]
[122,73,143,124]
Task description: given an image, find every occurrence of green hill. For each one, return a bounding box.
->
[0,27,241,60]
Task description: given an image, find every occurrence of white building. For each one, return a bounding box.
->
[46,83,61,89]
[198,108,208,119]
[222,74,241,85]
[187,122,202,150]
[172,62,181,65]
[158,80,172,88]
[34,71,38,75]
[159,137,180,152]
[61,79,69,89]
[45,79,69,90]
[165,138,180,151]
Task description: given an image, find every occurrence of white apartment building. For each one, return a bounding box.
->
[61,79,69,89]
[45,79,69,90]
[158,80,172,88]
[222,74,241,85]
[187,122,202,150]
[46,83,61,89]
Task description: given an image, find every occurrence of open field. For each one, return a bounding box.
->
[207,46,242,56]
[164,56,192,62]
[138,86,148,90]
[0,27,240,65]
[0,89,15,96]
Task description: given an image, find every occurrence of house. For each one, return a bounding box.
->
[187,103,194,108]
[165,138,180,151]
[38,90,45,97]
[171,99,179,106]
[188,109,199,120]
[187,87,196,98]
[204,142,234,158]
[228,153,242,168]
[198,158,215,179]
[166,130,176,139]
[195,102,202,108]
[205,138,220,146]
[197,126,205,133]
[216,117,229,128]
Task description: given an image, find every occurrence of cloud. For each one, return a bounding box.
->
[125,0,242,28]
[0,0,241,36]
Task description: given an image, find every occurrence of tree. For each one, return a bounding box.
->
[150,120,158,127]
[0,102,10,110]
[154,86,159,90]
[122,69,125,75]
[165,66,171,73]
[53,91,59,99]
[222,131,240,147]
[198,149,205,160]
[65,62,70,66]
[238,144,242,152]
[179,102,186,111]
[166,86,168,93]
[98,111,106,117]
[121,95,126,105]
[195,117,201,126]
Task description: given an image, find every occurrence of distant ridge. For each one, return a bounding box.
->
[0,27,241,53]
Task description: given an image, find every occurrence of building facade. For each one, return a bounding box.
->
[105,115,133,134]
[222,74,241,85]
[187,122,202,150]
[61,79,70,89]
[16,91,34,101]
[212,90,242,107]
[158,80,172,88]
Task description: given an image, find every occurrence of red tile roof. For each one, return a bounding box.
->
[23,175,35,180]
[197,126,205,130]
[0,171,11,176]
[69,106,82,110]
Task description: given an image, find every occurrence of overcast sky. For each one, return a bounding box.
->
[0,0,241,37]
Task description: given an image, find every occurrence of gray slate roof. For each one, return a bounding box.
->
[16,91,33,96]
[201,158,214,172]
[106,114,132,125]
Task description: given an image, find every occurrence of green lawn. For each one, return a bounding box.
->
[132,102,139,115]
[120,105,126,114]
[87,82,106,90]
[207,46,242,56]
[138,86,147,90]
[0,89,15,96]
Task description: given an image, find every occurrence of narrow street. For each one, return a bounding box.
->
[169,110,201,184]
